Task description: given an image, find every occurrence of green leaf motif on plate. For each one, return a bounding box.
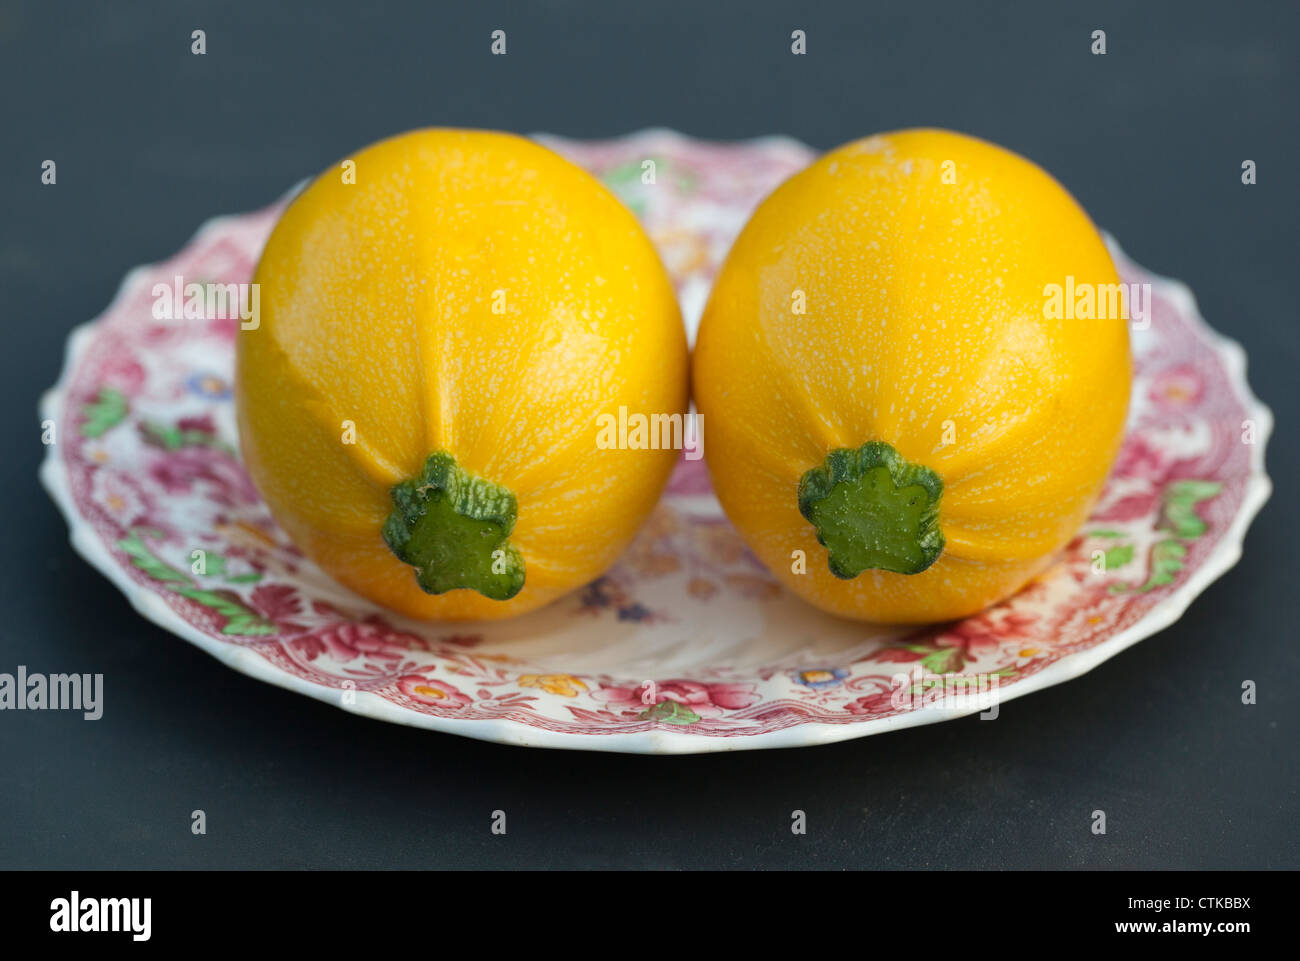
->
[80,387,128,438]
[140,420,234,454]
[1159,480,1223,539]
[642,699,701,725]
[1102,544,1135,570]
[117,529,276,636]
[1110,480,1223,594]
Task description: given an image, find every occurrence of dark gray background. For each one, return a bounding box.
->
[1,1,1295,869]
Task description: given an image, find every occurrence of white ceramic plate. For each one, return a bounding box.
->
[39,130,1272,753]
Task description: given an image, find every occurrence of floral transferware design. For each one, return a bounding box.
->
[40,130,1272,753]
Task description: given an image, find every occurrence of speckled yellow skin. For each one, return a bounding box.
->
[237,129,687,620]
[693,129,1131,622]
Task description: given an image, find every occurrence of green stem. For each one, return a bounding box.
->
[798,441,944,577]
[383,452,525,601]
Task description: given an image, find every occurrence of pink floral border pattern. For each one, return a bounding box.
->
[45,132,1268,742]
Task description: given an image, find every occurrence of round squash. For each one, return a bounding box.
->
[236,129,688,620]
[693,129,1131,623]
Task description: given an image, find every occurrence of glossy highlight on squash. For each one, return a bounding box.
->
[693,128,1132,623]
[236,129,688,620]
